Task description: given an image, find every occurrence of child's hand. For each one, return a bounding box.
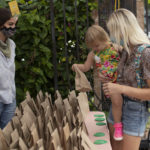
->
[72,64,78,71]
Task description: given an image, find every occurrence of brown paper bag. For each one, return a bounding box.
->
[63,98,72,113]
[55,90,62,100]
[63,123,70,142]
[21,124,33,147]
[25,91,32,101]
[76,109,84,126]
[47,117,55,135]
[38,90,44,102]
[63,116,67,125]
[29,147,36,150]
[23,104,36,121]
[39,147,44,150]
[56,146,63,150]
[62,123,70,150]
[37,139,44,148]
[74,66,92,92]
[15,107,22,119]
[81,131,97,150]
[21,104,36,129]
[26,97,40,117]
[69,128,77,147]
[45,106,51,125]
[81,140,90,150]
[30,123,39,145]
[3,122,13,144]
[47,94,54,114]
[20,100,28,111]
[37,116,44,139]
[66,111,73,131]
[77,92,90,120]
[51,129,61,149]
[36,94,42,111]
[10,139,19,149]
[11,129,19,143]
[12,116,22,136]
[0,129,9,150]
[54,96,64,122]
[74,147,78,150]
[18,137,28,150]
[77,127,82,149]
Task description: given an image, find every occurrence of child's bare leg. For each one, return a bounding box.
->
[110,94,123,123]
[110,94,123,141]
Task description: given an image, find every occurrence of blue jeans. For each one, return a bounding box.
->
[0,100,16,129]
[108,96,149,137]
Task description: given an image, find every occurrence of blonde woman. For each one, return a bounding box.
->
[102,8,150,150]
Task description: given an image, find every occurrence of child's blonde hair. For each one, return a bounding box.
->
[107,8,150,54]
[85,25,110,47]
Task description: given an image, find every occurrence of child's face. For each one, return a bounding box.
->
[90,40,108,52]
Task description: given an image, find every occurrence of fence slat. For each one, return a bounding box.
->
[97,0,101,26]
[121,0,137,16]
[86,0,89,28]
[145,0,149,34]
[50,0,58,90]
[62,0,71,89]
[75,0,79,61]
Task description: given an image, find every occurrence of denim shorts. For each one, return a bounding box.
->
[107,96,149,137]
[0,100,16,129]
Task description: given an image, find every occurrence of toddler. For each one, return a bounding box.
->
[72,25,123,141]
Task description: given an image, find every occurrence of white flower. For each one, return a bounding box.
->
[68,40,72,43]
[21,58,25,62]
[71,44,75,48]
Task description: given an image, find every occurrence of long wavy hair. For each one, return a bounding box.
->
[107,8,150,54]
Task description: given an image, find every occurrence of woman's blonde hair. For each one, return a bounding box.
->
[107,8,150,54]
[85,25,110,47]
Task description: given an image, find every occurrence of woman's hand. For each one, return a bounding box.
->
[112,43,123,52]
[103,82,123,96]
[97,70,111,83]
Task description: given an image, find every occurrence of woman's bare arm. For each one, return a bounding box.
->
[103,80,150,101]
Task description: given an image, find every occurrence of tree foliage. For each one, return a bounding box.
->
[0,0,97,103]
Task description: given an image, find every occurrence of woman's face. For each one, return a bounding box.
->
[3,17,17,28]
[0,17,18,38]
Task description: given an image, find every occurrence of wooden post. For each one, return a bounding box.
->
[136,0,145,30]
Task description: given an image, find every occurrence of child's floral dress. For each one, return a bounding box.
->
[94,44,120,82]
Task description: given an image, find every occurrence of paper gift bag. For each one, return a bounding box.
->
[74,66,92,92]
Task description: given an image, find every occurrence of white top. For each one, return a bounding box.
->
[0,39,16,104]
[94,55,101,63]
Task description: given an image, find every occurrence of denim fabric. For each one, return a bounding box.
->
[0,100,16,129]
[107,96,149,137]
